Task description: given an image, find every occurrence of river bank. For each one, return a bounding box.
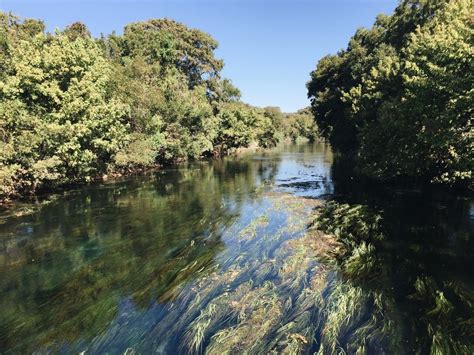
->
[0,141,274,211]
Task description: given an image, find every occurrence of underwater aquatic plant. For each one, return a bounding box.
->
[312,202,383,249]
[309,201,384,282]
[410,276,474,354]
[342,242,379,280]
[311,201,474,355]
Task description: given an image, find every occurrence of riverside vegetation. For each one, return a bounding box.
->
[0,13,317,203]
[307,0,473,188]
[302,1,474,352]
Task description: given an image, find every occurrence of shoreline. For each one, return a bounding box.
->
[0,142,268,212]
[2,140,471,212]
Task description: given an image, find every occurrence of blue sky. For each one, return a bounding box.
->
[1,0,398,112]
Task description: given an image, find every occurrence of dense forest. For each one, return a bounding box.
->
[0,13,316,202]
[308,0,473,189]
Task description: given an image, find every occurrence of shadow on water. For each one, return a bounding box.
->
[0,142,472,354]
[321,156,474,353]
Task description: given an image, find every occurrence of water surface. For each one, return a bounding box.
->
[0,143,472,354]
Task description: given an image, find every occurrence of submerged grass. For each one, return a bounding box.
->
[56,190,469,354]
[146,194,408,354]
[311,201,474,354]
[411,276,474,354]
[140,190,344,354]
[238,214,269,240]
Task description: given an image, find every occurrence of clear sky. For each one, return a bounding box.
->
[1,0,398,112]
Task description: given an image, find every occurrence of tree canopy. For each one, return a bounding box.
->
[307,0,473,188]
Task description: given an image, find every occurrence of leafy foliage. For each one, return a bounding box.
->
[0,13,298,201]
[282,107,319,142]
[307,0,473,187]
[312,201,384,280]
[0,13,128,198]
[313,200,474,353]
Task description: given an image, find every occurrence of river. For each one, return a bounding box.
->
[0,143,472,354]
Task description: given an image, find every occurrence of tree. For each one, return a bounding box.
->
[63,22,91,40]
[0,19,128,199]
[121,19,223,91]
[283,108,319,142]
[307,0,473,188]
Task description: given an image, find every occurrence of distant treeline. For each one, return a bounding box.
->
[0,13,317,201]
[307,0,473,188]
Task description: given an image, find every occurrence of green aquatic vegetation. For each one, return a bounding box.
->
[262,263,330,353]
[136,191,335,354]
[413,276,438,300]
[0,160,271,352]
[278,334,308,354]
[319,282,366,353]
[205,282,283,354]
[152,198,306,348]
[427,291,454,318]
[310,201,385,285]
[428,326,472,355]
[277,224,336,296]
[310,200,474,354]
[185,300,220,353]
[251,259,277,283]
[312,201,383,251]
[317,281,397,354]
[238,214,269,240]
[342,242,379,280]
[2,165,470,355]
[409,276,474,354]
[444,281,474,311]
[308,201,411,353]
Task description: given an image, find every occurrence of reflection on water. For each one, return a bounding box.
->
[0,143,472,354]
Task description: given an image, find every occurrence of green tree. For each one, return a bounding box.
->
[121,19,223,91]
[0,19,128,199]
[0,13,284,202]
[214,103,259,154]
[283,108,319,142]
[307,0,473,187]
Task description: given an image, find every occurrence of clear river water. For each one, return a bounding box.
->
[0,143,472,354]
